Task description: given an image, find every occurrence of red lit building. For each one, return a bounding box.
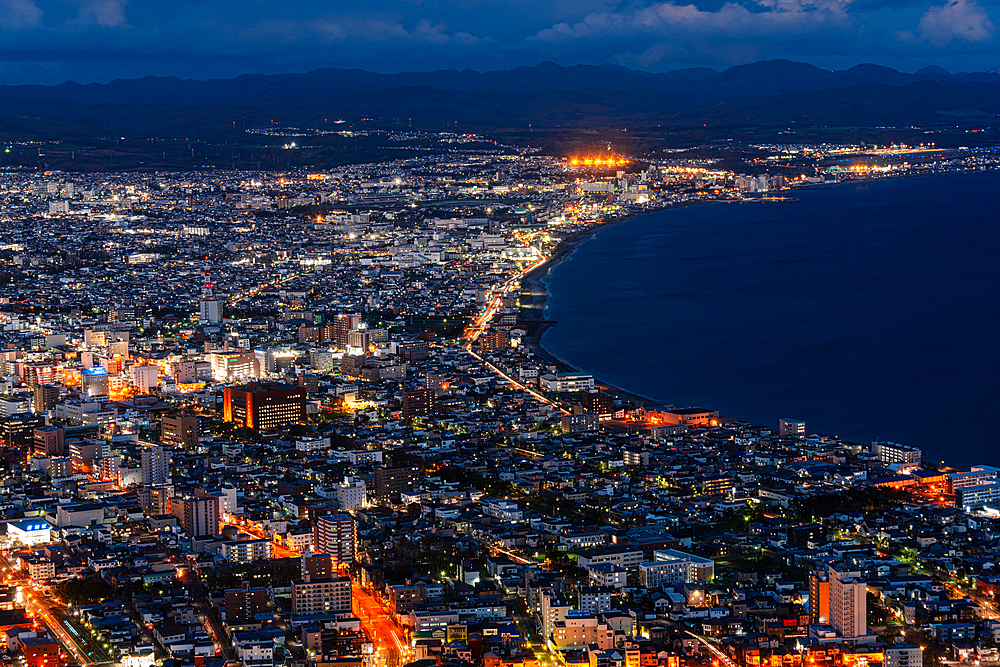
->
[223,383,306,430]
[18,636,61,667]
[646,407,720,427]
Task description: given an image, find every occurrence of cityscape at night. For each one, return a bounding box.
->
[0,5,999,667]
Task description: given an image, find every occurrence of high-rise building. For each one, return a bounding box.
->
[541,589,572,644]
[324,314,361,347]
[80,367,110,397]
[23,362,57,387]
[1,414,45,449]
[0,395,30,417]
[32,384,60,414]
[141,444,170,486]
[33,427,65,457]
[291,575,352,616]
[401,388,437,419]
[139,485,174,516]
[171,491,220,537]
[581,392,614,421]
[225,582,269,625]
[301,553,334,580]
[18,636,61,667]
[199,298,222,324]
[337,476,366,512]
[374,466,418,503]
[68,438,108,472]
[312,514,356,567]
[828,563,867,641]
[174,360,198,384]
[346,330,370,356]
[161,413,198,450]
[808,569,829,625]
[210,352,258,382]
[397,341,429,363]
[299,325,323,345]
[132,365,158,393]
[476,330,509,353]
[49,458,74,479]
[223,383,306,430]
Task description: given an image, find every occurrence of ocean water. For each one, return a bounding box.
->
[542,170,1000,468]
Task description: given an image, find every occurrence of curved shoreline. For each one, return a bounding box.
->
[517,201,718,408]
[518,169,1000,430]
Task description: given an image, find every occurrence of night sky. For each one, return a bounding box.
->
[1,0,998,85]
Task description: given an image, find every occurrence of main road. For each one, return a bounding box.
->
[221,516,411,667]
[0,551,109,666]
[353,584,409,667]
[684,629,737,667]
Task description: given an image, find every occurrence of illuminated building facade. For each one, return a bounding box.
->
[33,426,65,457]
[0,413,44,449]
[291,575,352,616]
[171,491,220,537]
[32,384,60,414]
[80,366,110,397]
[161,413,198,450]
[223,383,306,430]
[312,513,356,567]
[829,564,868,642]
[401,388,437,419]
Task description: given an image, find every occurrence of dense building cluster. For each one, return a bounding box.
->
[0,143,997,667]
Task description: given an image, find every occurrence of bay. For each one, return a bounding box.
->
[542,170,1000,468]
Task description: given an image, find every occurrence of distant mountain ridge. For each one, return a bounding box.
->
[4,59,998,103]
[2,59,1000,136]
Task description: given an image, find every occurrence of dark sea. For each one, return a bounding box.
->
[542,170,1000,468]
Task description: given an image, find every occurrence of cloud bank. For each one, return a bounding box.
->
[0,0,995,84]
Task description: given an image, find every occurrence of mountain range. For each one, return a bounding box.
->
[2,59,1000,138]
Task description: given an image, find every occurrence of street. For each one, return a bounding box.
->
[353,583,409,667]
[0,550,108,667]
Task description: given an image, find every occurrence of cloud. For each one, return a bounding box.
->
[0,0,998,84]
[313,19,347,41]
[534,0,857,45]
[0,0,42,30]
[915,0,994,43]
[529,0,865,67]
[411,18,482,44]
[77,0,130,27]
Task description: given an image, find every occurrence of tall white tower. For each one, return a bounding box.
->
[198,258,222,324]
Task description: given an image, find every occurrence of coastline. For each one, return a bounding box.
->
[515,170,991,411]
[517,200,717,408]
[514,169,998,465]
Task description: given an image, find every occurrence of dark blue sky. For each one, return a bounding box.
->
[1,0,998,84]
